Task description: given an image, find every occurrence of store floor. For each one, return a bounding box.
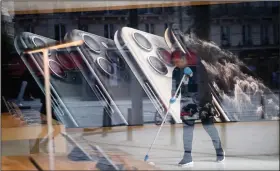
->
[68,121,279,170]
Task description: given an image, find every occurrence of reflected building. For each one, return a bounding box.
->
[5,1,280,88]
[13,7,184,41]
[10,2,280,49]
[209,2,279,86]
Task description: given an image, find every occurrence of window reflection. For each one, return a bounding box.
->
[1,1,280,170]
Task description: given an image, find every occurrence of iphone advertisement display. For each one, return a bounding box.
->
[14,32,127,127]
[65,29,156,125]
[114,27,182,123]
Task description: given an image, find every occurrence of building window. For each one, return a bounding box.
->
[54,24,66,42]
[24,25,34,33]
[78,24,88,32]
[273,24,279,44]
[104,24,114,39]
[220,26,230,47]
[260,24,269,45]
[145,23,155,34]
[242,25,252,46]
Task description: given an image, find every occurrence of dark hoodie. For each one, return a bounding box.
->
[172,57,212,107]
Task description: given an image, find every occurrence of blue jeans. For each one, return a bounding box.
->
[182,118,223,155]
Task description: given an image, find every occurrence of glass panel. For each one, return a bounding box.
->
[13,32,133,128]
[2,1,279,170]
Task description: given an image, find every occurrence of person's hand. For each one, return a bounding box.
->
[184,67,193,77]
[170,97,177,104]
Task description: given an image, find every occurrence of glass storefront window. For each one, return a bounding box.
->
[1,1,279,170]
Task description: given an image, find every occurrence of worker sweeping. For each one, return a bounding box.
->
[167,26,225,167]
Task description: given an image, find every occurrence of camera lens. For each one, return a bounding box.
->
[96,57,114,76]
[148,56,168,75]
[157,48,173,67]
[49,59,67,79]
[133,32,152,51]
[32,37,51,56]
[83,35,100,53]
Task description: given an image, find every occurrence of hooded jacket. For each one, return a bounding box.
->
[172,57,212,107]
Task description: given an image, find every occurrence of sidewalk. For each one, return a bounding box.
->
[68,121,279,170]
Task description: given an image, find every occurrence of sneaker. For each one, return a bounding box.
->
[178,152,194,167]
[216,150,225,162]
